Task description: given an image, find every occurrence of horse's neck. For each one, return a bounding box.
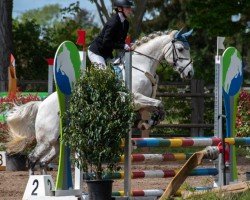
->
[133,35,172,74]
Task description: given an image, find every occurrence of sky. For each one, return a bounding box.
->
[13,0,111,23]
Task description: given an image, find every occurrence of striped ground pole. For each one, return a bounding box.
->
[119,153,193,163]
[112,189,164,197]
[112,187,212,197]
[102,168,218,179]
[132,137,250,148]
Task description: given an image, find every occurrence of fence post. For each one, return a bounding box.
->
[191,79,204,137]
[124,51,132,197]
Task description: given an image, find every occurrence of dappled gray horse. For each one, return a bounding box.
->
[6,29,194,173]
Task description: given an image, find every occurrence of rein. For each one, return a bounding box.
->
[131,39,192,74]
[132,49,166,70]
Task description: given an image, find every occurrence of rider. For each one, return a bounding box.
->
[88,0,134,68]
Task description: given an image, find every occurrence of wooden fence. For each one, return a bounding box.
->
[156,79,214,137]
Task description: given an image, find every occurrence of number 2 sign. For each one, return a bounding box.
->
[23,175,55,199]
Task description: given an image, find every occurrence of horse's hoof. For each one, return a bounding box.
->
[40,162,46,168]
[28,160,36,170]
[39,162,48,175]
[29,169,34,176]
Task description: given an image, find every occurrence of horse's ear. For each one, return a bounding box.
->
[181,29,193,39]
[174,28,184,39]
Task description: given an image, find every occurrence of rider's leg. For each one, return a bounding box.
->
[87,50,106,69]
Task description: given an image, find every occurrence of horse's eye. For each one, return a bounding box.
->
[178,47,184,52]
[178,67,183,72]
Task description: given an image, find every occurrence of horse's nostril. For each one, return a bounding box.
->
[186,71,193,79]
[188,71,193,78]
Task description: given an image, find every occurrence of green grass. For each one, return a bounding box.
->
[182,189,250,200]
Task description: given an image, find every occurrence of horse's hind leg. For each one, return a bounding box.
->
[39,142,59,174]
[28,142,50,175]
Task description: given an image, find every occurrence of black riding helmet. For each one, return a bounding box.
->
[114,0,134,8]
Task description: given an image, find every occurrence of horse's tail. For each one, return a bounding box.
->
[6,101,42,154]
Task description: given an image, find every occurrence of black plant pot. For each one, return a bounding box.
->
[246,172,250,181]
[86,179,113,200]
[6,153,27,171]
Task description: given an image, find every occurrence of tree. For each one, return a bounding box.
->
[0,0,13,91]
[185,0,250,84]
[18,4,61,27]
[12,2,98,90]
[13,20,51,83]
[142,0,250,84]
[88,0,148,38]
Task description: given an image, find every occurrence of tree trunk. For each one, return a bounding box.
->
[130,0,147,38]
[0,0,13,91]
[90,0,148,39]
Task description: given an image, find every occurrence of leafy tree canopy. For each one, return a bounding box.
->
[18,4,61,27]
[13,2,99,89]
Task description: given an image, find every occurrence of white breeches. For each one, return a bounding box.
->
[87,50,106,69]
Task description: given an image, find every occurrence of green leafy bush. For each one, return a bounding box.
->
[236,90,250,137]
[62,67,135,180]
[236,90,250,158]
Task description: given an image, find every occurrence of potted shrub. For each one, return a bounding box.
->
[62,67,135,200]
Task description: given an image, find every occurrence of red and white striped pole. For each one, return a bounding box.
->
[46,58,54,94]
[75,29,86,190]
[76,29,86,71]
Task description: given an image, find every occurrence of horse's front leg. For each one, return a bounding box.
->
[28,142,50,175]
[39,142,59,175]
[133,92,165,129]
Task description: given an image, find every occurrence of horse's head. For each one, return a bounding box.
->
[164,29,194,79]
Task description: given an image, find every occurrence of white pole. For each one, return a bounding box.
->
[124,51,132,197]
[214,55,224,187]
[46,58,54,94]
[74,46,86,191]
[214,36,226,187]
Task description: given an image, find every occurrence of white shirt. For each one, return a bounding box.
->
[118,12,126,23]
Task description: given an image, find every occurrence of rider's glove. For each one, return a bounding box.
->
[124,44,131,51]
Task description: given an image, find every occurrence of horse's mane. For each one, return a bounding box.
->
[132,30,174,49]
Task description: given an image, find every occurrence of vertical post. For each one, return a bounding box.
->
[81,51,87,71]
[74,154,82,190]
[8,54,17,98]
[124,51,132,197]
[76,29,86,72]
[214,55,225,186]
[191,79,204,137]
[46,58,54,94]
[75,29,86,191]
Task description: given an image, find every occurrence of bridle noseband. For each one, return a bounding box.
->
[171,40,193,74]
[132,39,192,74]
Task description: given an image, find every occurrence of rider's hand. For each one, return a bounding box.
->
[124,44,131,51]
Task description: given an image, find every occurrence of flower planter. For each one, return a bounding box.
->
[86,179,113,200]
[246,172,250,181]
[6,153,27,171]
